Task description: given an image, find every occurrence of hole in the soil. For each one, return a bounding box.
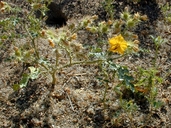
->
[122,89,149,112]
[45,2,67,27]
[93,109,105,127]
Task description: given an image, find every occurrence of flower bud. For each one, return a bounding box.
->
[82,19,90,27]
[86,26,97,33]
[114,20,123,29]
[14,47,21,56]
[91,27,97,33]
[91,15,98,20]
[71,42,83,52]
[107,20,113,25]
[133,46,139,52]
[133,40,139,44]
[134,12,140,20]
[100,21,106,25]
[140,15,148,21]
[86,26,91,31]
[99,21,108,33]
[63,41,70,46]
[102,26,108,33]
[127,19,136,28]
[0,8,5,13]
[121,12,131,20]
[41,30,46,37]
[132,34,138,39]
[124,7,129,12]
[71,33,77,40]
[48,39,55,47]
[0,1,11,13]
[0,1,5,9]
[13,46,18,51]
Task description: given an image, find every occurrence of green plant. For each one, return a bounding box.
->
[160,2,171,24]
[134,67,163,111]
[102,0,115,20]
[0,0,49,88]
[119,99,138,127]
[87,6,144,109]
[150,35,165,67]
[12,8,141,91]
[13,67,40,90]
[1,0,156,115]
[110,99,138,127]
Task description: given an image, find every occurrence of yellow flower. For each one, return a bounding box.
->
[108,34,128,55]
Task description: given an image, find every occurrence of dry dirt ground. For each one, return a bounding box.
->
[0,0,171,128]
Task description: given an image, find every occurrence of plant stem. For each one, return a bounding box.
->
[103,81,108,108]
[51,70,57,85]
[32,38,40,59]
[154,46,158,68]
[24,25,40,59]
[55,49,59,67]
[58,59,105,70]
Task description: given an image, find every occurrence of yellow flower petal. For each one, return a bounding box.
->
[108,34,128,55]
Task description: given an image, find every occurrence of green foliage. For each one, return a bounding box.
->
[134,67,163,110]
[150,35,165,67]
[102,0,115,20]
[119,99,138,122]
[161,2,171,24]
[13,67,40,91]
[117,66,134,92]
[150,35,165,48]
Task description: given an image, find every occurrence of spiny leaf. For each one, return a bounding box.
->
[13,67,40,91]
[28,66,40,79]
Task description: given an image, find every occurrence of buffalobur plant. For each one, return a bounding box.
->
[132,35,165,114]
[1,0,164,126]
[0,0,51,90]
[102,0,115,20]
[134,67,163,111]
[1,0,139,102]
[150,35,165,67]
[31,9,141,91]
